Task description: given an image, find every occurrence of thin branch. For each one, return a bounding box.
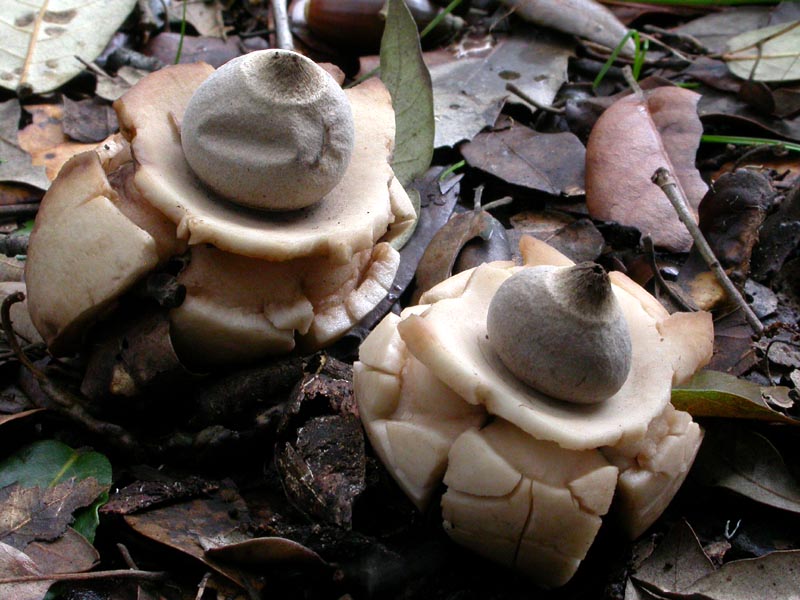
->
[0,203,39,218]
[0,568,167,585]
[116,543,139,570]
[651,167,764,335]
[505,82,565,114]
[270,0,293,51]
[1,292,46,379]
[195,572,212,600]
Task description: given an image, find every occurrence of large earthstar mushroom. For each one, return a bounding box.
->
[25,50,416,365]
[354,236,714,587]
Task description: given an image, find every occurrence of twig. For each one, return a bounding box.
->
[622,65,643,96]
[0,233,29,257]
[652,167,764,335]
[195,572,212,600]
[505,82,565,114]
[117,544,139,570]
[0,569,167,585]
[0,203,39,219]
[1,292,46,379]
[270,0,293,51]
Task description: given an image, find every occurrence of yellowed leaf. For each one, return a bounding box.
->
[17,104,95,181]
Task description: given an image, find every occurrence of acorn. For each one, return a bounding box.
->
[294,0,461,53]
[486,263,632,404]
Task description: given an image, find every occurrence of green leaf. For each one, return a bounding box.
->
[725,20,800,82]
[0,440,112,542]
[672,370,798,425]
[692,424,800,514]
[380,0,435,189]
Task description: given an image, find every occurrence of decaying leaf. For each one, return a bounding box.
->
[460,125,586,196]
[0,440,112,543]
[124,487,261,590]
[698,170,772,281]
[0,479,105,549]
[102,476,219,516]
[430,27,572,148]
[751,178,800,282]
[630,520,714,594]
[673,370,797,425]
[725,21,800,83]
[698,83,800,142]
[276,361,365,529]
[631,520,800,600]
[508,210,605,264]
[585,87,708,252]
[94,65,148,102]
[380,0,435,189]
[692,424,800,514]
[683,550,800,599]
[672,4,791,55]
[499,0,634,55]
[674,170,773,311]
[0,100,50,191]
[0,0,138,94]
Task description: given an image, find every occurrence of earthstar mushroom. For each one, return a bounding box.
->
[354,236,714,587]
[24,50,415,365]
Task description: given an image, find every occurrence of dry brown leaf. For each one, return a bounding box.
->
[460,125,585,196]
[585,87,708,252]
[23,527,99,574]
[123,489,261,591]
[413,209,503,302]
[204,537,326,567]
[0,541,51,600]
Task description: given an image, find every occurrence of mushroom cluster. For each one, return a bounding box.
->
[24,50,416,366]
[354,236,714,587]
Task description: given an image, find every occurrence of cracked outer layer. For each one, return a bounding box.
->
[354,237,713,586]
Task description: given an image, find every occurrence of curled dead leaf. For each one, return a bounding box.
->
[585,87,708,252]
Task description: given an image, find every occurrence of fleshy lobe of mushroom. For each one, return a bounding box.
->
[181,50,355,211]
[25,150,165,354]
[354,237,714,586]
[442,420,618,588]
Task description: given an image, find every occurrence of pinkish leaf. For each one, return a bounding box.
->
[585,87,708,252]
